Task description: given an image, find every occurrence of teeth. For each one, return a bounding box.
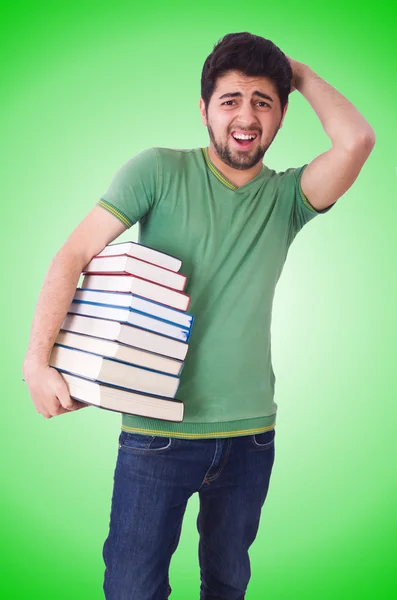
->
[233,133,257,140]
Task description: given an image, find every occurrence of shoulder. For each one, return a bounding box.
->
[264,164,306,183]
[262,164,310,201]
[152,147,203,171]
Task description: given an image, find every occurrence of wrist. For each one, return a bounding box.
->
[294,62,307,85]
[294,63,314,91]
[22,355,49,378]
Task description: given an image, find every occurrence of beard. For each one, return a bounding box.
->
[207,122,280,171]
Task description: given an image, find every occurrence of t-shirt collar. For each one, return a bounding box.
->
[201,147,266,192]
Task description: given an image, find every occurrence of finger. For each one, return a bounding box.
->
[70,400,89,410]
[36,403,57,418]
[39,393,87,416]
[54,373,87,411]
[55,380,76,410]
[44,399,72,417]
[57,398,88,413]
[32,394,56,418]
[40,411,53,419]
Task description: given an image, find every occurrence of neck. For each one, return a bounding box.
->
[207,144,263,188]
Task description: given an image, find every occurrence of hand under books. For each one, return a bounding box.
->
[23,362,88,419]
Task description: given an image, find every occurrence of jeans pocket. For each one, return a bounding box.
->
[118,430,172,453]
[251,428,275,449]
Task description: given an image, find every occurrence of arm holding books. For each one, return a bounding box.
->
[22,205,128,419]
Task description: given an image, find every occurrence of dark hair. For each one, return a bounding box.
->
[201,32,292,113]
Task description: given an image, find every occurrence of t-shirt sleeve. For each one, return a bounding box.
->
[97,148,158,228]
[291,164,335,233]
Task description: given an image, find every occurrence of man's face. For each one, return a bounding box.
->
[200,70,288,171]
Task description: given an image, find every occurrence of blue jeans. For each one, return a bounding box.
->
[103,428,276,600]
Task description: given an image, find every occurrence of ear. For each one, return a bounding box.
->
[278,102,289,129]
[199,98,208,126]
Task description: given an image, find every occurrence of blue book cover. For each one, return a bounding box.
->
[54,344,183,378]
[70,299,193,342]
[50,346,180,397]
[57,368,183,401]
[77,288,194,328]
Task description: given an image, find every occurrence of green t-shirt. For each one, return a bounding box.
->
[97,147,333,438]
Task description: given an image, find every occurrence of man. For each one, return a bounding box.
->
[23,32,375,600]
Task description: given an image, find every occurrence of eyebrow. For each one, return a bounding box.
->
[218,91,274,102]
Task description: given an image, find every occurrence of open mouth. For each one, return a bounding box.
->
[231,131,258,149]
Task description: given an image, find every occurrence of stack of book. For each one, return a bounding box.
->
[49,241,194,421]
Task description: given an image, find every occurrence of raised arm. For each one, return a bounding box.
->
[23,205,127,418]
[288,58,376,211]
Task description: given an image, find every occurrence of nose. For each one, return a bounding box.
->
[236,101,258,129]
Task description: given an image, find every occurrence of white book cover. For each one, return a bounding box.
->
[81,274,190,311]
[83,255,186,291]
[74,288,193,329]
[50,345,180,398]
[62,373,184,421]
[61,313,189,361]
[69,300,190,342]
[96,241,182,272]
[56,330,184,376]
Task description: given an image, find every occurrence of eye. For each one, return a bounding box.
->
[221,100,236,106]
[257,101,270,108]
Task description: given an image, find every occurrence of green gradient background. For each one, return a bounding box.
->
[2,1,396,598]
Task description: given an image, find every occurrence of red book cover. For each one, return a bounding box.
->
[83,254,187,292]
[81,273,191,312]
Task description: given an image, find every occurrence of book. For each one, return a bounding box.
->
[83,255,186,291]
[74,288,193,329]
[96,241,182,273]
[61,372,184,421]
[81,274,190,311]
[50,345,180,397]
[69,300,191,342]
[56,330,184,376]
[61,314,189,361]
